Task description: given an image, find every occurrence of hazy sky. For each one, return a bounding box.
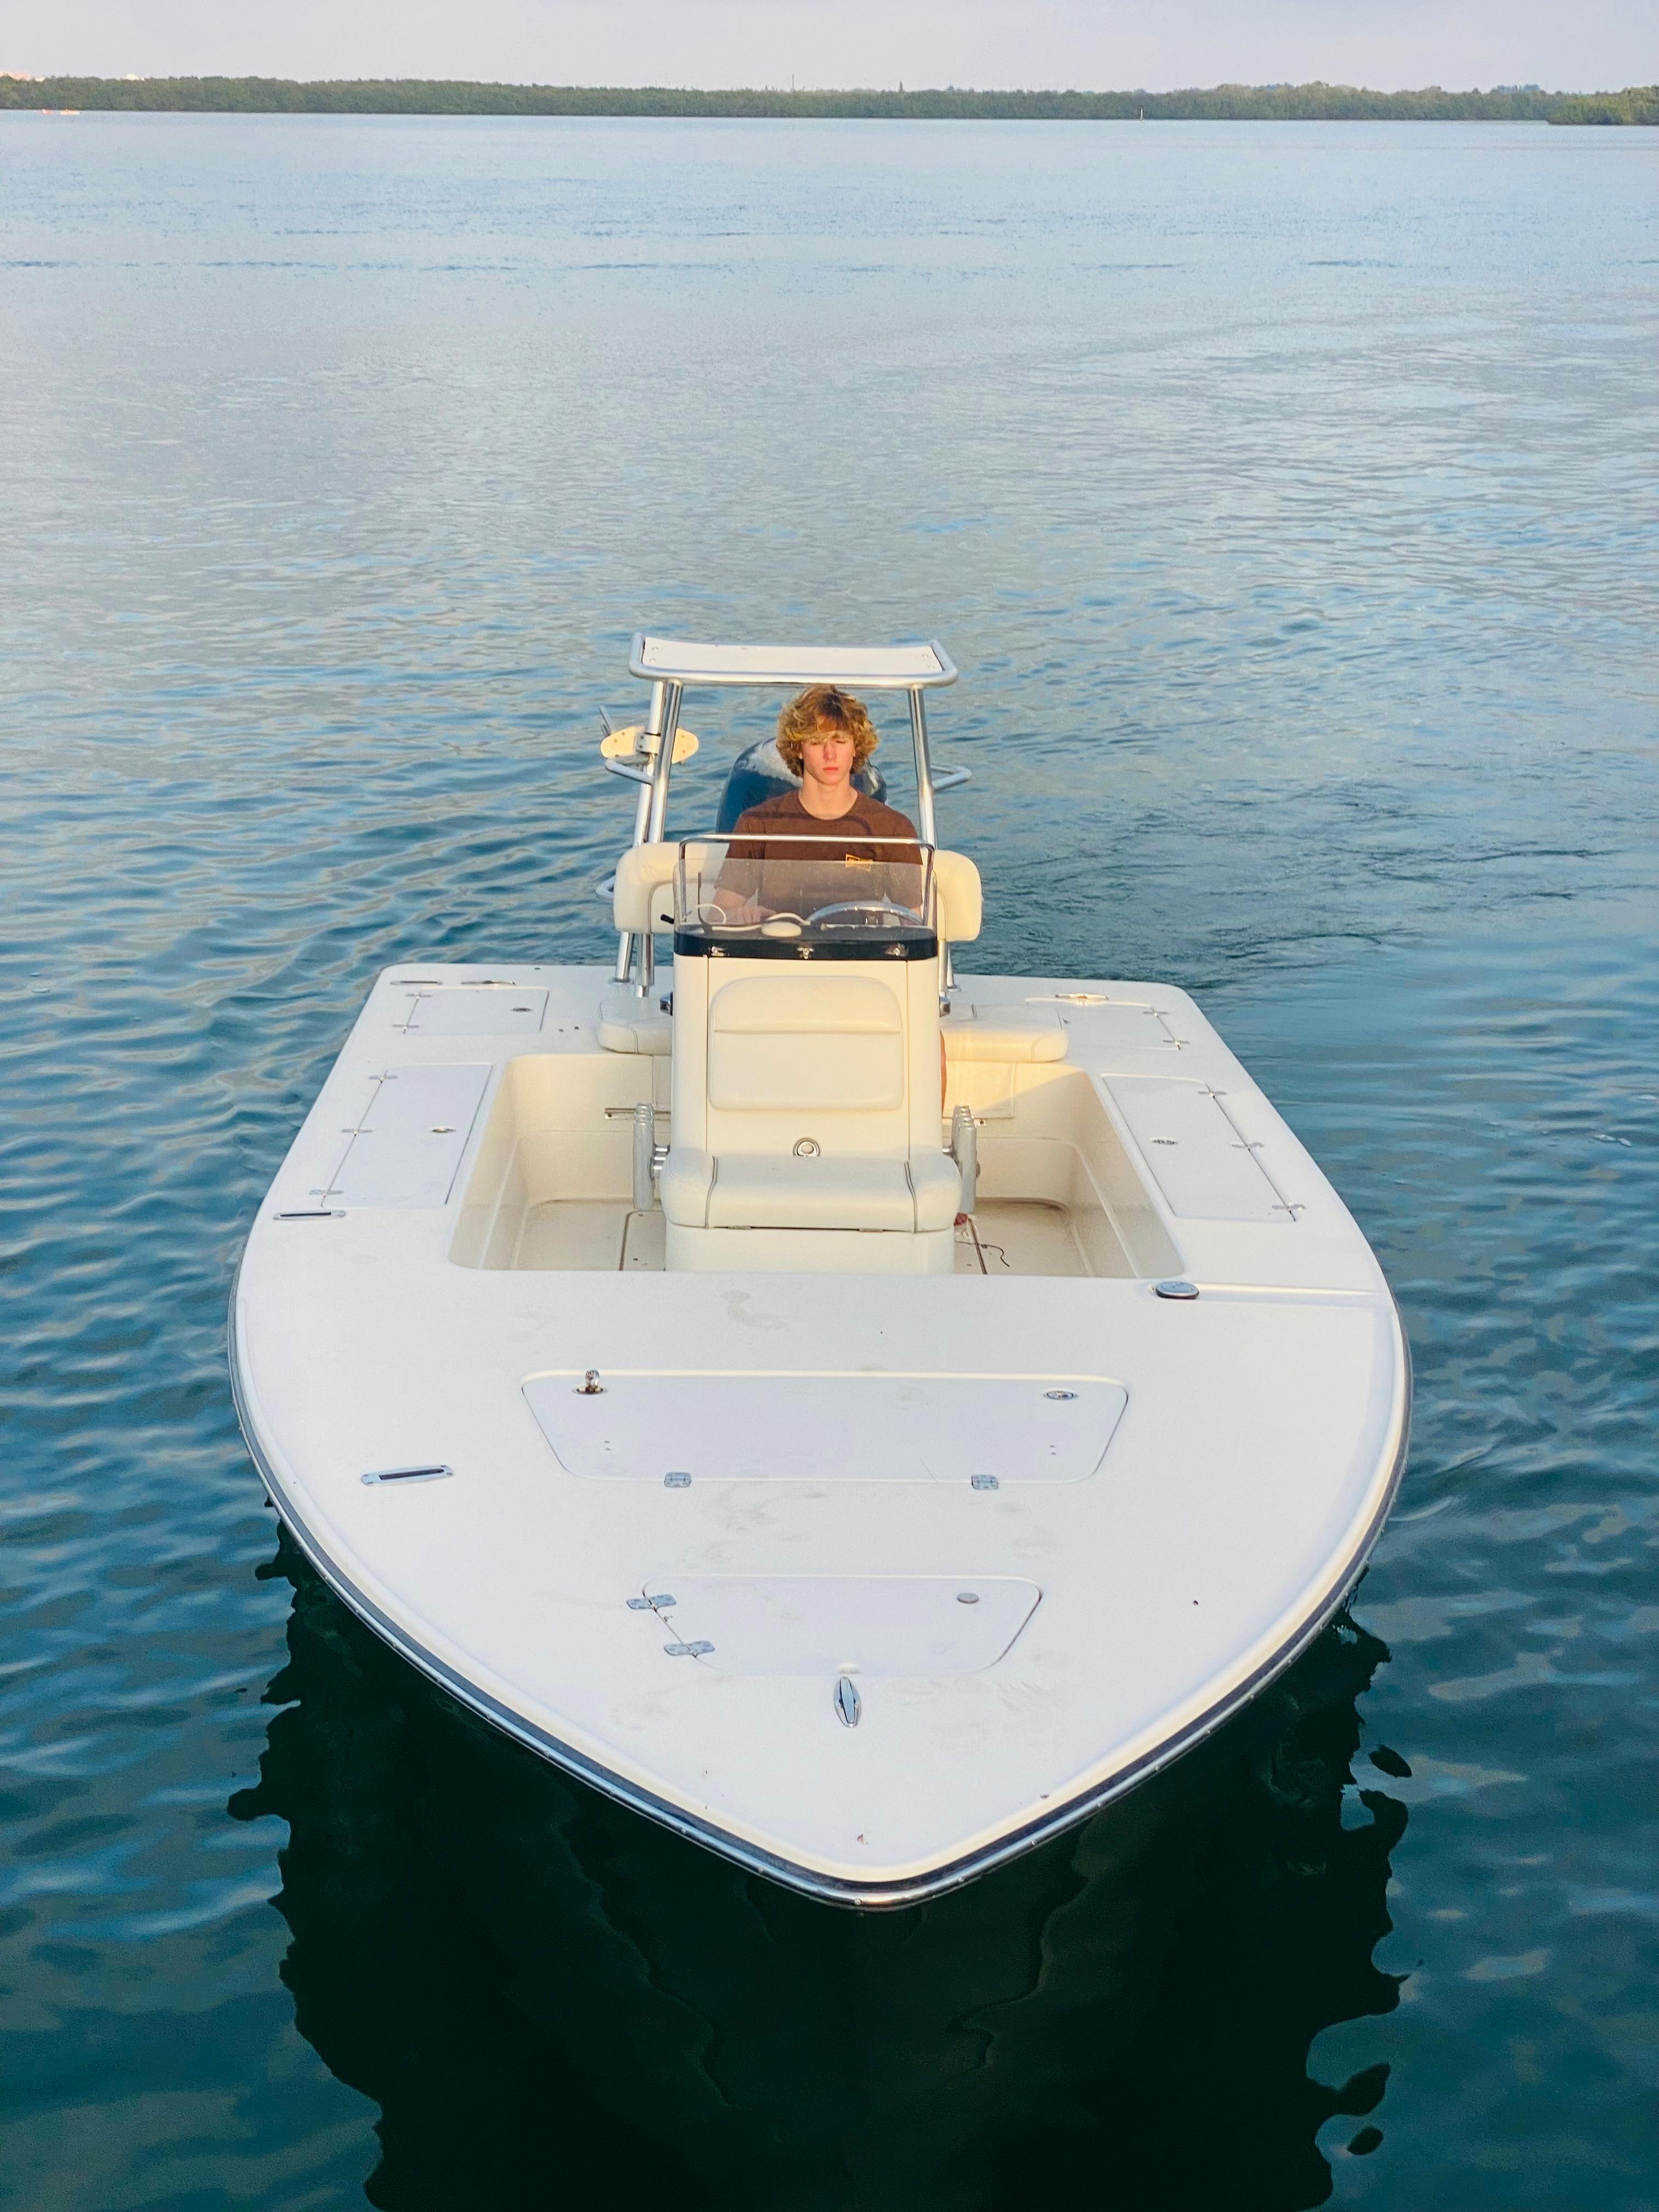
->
[12,0,1656,92]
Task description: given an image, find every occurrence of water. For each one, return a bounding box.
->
[2,115,1656,2209]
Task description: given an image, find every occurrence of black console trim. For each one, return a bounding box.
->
[673,930,939,962]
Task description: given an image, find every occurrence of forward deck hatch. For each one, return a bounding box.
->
[523,1369,1127,1483]
[636,1575,1042,1676]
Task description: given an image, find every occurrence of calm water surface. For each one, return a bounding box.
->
[2,116,1656,2209]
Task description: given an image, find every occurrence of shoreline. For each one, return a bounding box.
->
[5,77,1657,125]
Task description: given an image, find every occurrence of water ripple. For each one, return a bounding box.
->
[2,113,1656,2212]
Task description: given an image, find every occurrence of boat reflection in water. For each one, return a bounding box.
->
[232,1533,1407,2212]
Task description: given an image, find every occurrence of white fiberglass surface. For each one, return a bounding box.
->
[635,1576,1042,1677]
[299,1065,492,1211]
[956,1203,1096,1277]
[390,986,549,1037]
[522,1369,1127,1482]
[1034,1000,1187,1056]
[631,636,952,687]
[1107,1077,1294,1222]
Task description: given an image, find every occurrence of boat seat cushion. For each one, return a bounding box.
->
[708,974,906,1113]
[597,990,673,1055]
[612,842,698,935]
[904,1150,963,1231]
[660,1148,961,1233]
[941,1006,1069,1063]
[932,851,983,944]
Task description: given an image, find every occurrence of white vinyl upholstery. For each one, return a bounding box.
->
[613,842,715,935]
[661,1147,961,1233]
[907,1150,967,1231]
[633,844,989,1265]
[657,1147,716,1226]
[941,1006,1069,1063]
[612,844,679,934]
[662,953,961,1259]
[708,973,903,1037]
[688,1153,911,1231]
[708,975,905,1113]
[596,990,673,1056]
[932,851,983,944]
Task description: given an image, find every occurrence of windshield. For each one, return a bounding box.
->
[673,837,936,960]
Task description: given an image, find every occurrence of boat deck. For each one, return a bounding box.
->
[233,960,1408,1905]
[501,1197,1109,1277]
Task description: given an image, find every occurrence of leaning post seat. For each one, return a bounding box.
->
[612,839,984,1274]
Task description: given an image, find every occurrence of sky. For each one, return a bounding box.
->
[9,0,1656,92]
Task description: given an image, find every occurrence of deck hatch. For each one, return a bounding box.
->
[1107,1076,1293,1222]
[321,1065,490,1209]
[1049,1001,1186,1059]
[523,1370,1126,1483]
[640,1575,1041,1677]
[392,987,548,1037]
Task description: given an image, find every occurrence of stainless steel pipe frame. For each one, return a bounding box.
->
[611,667,966,997]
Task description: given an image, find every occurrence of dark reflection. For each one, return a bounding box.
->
[232,1533,1406,2212]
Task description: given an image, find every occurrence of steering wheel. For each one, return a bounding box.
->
[693,902,808,932]
[802,897,924,928]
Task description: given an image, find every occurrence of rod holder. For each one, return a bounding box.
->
[951,1104,978,1216]
[632,1101,657,1213]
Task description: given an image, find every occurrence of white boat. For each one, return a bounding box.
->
[231,637,1409,1909]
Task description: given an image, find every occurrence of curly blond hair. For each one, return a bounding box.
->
[776,685,881,776]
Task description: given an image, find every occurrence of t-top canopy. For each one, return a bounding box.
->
[630,636,957,690]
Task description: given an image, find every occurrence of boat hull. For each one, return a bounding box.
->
[232,962,1409,1906]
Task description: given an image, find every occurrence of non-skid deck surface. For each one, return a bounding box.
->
[509,1198,1098,1276]
[955,1201,1094,1278]
[513,1201,665,1272]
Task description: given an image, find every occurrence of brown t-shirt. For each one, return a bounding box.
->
[726,788,919,861]
[722,789,923,913]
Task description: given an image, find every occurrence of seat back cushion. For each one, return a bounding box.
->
[613,842,679,934]
[708,974,905,1114]
[941,1005,1068,1063]
[933,850,983,944]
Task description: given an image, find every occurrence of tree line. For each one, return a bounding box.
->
[8,77,1657,124]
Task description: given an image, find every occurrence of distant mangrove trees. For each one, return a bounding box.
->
[7,77,1657,124]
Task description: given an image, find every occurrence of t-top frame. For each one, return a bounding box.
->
[611,636,967,994]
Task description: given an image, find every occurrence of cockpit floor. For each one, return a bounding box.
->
[953,1201,1097,1278]
[496,1195,1114,1277]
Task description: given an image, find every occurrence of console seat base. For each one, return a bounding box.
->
[661,1147,960,1234]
